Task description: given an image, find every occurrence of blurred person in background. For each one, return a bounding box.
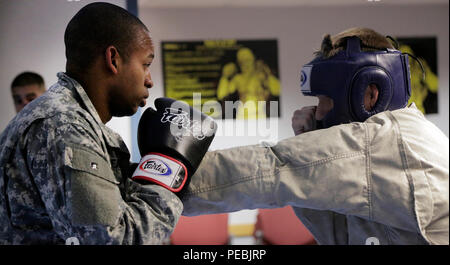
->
[10,71,46,113]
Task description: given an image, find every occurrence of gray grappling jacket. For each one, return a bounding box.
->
[182,104,449,245]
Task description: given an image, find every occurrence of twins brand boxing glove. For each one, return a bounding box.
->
[132,97,217,193]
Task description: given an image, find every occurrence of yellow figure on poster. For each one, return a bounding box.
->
[217,47,280,119]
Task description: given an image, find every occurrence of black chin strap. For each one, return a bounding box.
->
[316,120,324,129]
[386,35,426,83]
[403,52,426,84]
[386,35,399,49]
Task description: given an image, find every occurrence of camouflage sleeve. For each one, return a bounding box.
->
[25,117,183,244]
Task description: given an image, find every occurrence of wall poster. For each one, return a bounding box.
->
[397,37,438,114]
[161,39,280,119]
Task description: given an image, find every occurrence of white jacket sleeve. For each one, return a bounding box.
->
[182,107,448,236]
[183,121,369,215]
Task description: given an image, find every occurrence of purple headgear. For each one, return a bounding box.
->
[300,36,411,128]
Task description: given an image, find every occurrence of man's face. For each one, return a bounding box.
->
[12,84,45,113]
[110,30,154,117]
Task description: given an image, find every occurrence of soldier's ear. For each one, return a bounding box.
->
[364,84,379,111]
[105,46,121,75]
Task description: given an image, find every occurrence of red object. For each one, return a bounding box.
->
[254,206,316,245]
[170,214,229,245]
[133,152,188,192]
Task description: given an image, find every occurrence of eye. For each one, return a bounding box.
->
[26,94,37,102]
[13,96,22,105]
[14,98,23,105]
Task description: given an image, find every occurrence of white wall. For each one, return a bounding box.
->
[139,3,449,152]
[0,0,132,149]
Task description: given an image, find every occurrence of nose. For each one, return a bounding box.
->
[21,99,31,108]
[315,95,334,121]
[145,72,153,89]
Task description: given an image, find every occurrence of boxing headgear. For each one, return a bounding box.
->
[300,36,411,128]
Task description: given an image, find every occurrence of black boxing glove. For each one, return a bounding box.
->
[132,97,217,193]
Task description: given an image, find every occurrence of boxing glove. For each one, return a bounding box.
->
[132,97,217,193]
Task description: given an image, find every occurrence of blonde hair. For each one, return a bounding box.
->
[315,27,394,58]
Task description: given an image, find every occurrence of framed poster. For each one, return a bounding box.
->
[397,37,438,114]
[161,39,280,119]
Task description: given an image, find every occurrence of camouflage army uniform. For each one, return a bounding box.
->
[0,72,182,244]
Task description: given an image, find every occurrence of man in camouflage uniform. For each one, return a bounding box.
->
[0,3,182,244]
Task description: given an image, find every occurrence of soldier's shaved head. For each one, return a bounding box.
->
[64,2,150,74]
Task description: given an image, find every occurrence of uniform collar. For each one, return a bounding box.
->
[57,72,129,151]
[407,102,423,114]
